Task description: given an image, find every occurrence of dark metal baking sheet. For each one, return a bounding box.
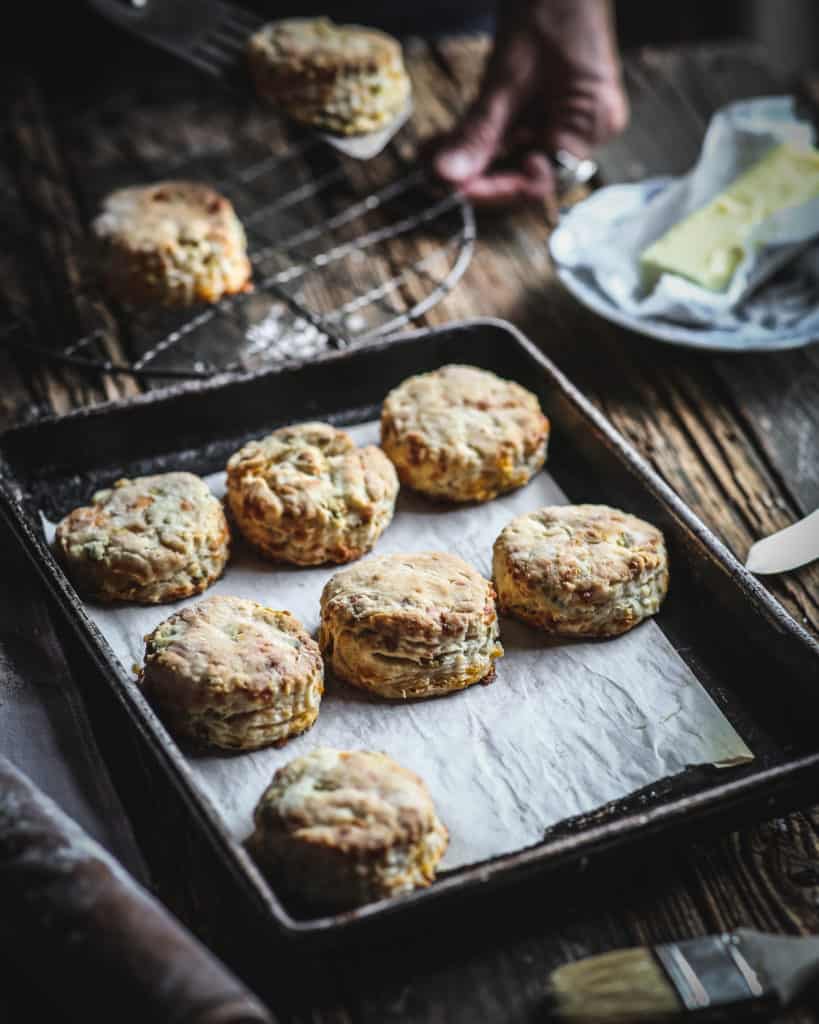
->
[1,318,817,944]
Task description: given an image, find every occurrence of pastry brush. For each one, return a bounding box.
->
[547,930,819,1021]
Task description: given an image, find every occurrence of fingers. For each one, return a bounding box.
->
[432,27,533,186]
[432,88,517,186]
[545,83,630,159]
[460,152,559,220]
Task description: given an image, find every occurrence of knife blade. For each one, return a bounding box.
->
[746,508,819,575]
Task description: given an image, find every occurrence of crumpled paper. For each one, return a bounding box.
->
[551,96,819,329]
[44,422,752,870]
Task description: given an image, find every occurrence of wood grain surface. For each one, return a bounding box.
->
[0,33,817,1024]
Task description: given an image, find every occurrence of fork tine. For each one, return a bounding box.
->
[215,18,253,43]
[188,51,232,77]
[215,2,262,34]
[194,40,240,68]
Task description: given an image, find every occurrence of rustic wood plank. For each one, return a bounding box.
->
[6,74,139,409]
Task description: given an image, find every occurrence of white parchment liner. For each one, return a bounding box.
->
[45,421,752,871]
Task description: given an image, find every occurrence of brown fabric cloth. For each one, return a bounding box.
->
[0,527,274,1022]
[0,754,274,1024]
[0,529,145,878]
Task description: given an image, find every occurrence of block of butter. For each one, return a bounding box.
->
[640,143,819,292]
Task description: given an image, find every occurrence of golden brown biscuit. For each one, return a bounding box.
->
[249,747,447,908]
[55,472,229,604]
[319,551,503,698]
[247,18,411,135]
[492,504,669,638]
[381,364,550,503]
[140,595,323,751]
[226,421,399,566]
[93,181,252,306]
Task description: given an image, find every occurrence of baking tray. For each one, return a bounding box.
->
[1,318,817,946]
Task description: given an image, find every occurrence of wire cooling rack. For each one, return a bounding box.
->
[2,95,474,382]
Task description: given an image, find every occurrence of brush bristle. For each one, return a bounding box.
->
[548,947,682,1022]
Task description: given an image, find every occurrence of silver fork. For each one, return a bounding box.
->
[87,0,263,92]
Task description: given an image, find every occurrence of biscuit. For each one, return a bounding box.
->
[55,472,229,604]
[226,422,399,566]
[93,181,252,307]
[140,595,323,751]
[381,364,550,503]
[492,504,669,638]
[249,747,448,908]
[247,18,411,135]
[319,551,503,699]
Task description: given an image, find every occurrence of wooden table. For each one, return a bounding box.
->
[2,32,818,1024]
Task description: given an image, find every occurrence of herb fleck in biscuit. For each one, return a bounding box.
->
[226,422,399,566]
[493,504,669,638]
[55,472,229,604]
[249,748,447,908]
[319,551,503,699]
[247,18,411,135]
[140,595,323,751]
[381,364,550,503]
[93,181,252,307]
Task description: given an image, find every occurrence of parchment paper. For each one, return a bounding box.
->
[318,96,413,160]
[550,96,819,329]
[44,421,752,870]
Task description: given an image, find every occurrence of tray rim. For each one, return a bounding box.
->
[1,316,817,943]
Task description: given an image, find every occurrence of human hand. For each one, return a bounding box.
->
[431,0,628,211]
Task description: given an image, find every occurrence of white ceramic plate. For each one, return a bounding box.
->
[550,179,819,353]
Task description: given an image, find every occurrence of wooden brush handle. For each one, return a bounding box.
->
[0,756,274,1024]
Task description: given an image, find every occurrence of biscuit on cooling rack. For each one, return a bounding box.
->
[381,364,550,503]
[319,551,503,699]
[92,181,252,307]
[493,504,669,638]
[55,472,229,604]
[140,595,323,751]
[226,422,399,566]
[249,747,448,908]
[247,18,411,135]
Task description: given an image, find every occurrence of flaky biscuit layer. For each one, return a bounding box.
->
[381,364,549,503]
[227,421,399,566]
[140,595,323,751]
[249,747,448,908]
[93,181,252,307]
[56,472,229,604]
[247,18,411,135]
[493,504,669,638]
[319,551,503,698]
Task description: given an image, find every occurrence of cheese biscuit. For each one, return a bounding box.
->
[381,364,549,503]
[55,472,229,604]
[248,18,411,135]
[93,181,251,307]
[140,595,323,751]
[493,504,669,638]
[226,422,398,566]
[319,551,503,698]
[249,748,447,908]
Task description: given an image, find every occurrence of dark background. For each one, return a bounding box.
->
[4,2,819,91]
